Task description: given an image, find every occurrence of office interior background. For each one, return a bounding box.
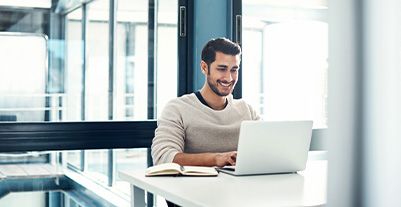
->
[0,0,400,206]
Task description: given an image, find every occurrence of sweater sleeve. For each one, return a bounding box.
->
[151,100,185,165]
[247,103,261,120]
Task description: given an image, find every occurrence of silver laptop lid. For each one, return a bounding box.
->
[234,120,313,175]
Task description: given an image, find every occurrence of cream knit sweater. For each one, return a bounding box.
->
[151,93,260,165]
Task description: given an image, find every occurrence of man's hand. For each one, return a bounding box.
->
[173,151,237,167]
[215,151,237,167]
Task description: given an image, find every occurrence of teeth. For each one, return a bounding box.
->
[220,82,230,87]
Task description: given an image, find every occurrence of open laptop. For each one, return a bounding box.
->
[218,120,313,176]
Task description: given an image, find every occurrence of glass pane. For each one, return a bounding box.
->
[0,7,52,171]
[64,8,84,171]
[85,149,109,184]
[242,0,328,128]
[65,8,83,121]
[113,148,147,194]
[113,0,149,194]
[156,0,178,117]
[0,33,47,122]
[115,0,148,120]
[86,0,110,121]
[65,150,81,169]
[84,0,111,184]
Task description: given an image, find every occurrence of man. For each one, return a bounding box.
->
[151,37,260,167]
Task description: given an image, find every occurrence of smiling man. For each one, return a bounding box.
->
[151,38,260,168]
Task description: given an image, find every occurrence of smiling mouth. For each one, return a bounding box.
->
[218,81,232,87]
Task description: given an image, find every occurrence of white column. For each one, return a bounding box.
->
[363,0,401,206]
[328,0,401,206]
[327,0,363,206]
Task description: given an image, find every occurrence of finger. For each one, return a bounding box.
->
[227,157,236,166]
[232,156,236,162]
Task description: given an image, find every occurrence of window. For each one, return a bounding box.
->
[242,0,328,129]
[86,0,110,121]
[65,8,83,169]
[113,0,149,192]
[62,0,181,198]
[112,0,179,195]
[115,0,148,120]
[81,0,112,185]
[155,0,178,117]
[0,0,186,205]
[0,13,53,207]
[0,33,48,122]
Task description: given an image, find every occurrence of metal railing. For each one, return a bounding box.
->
[0,93,66,121]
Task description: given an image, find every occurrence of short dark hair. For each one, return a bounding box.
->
[201,37,241,70]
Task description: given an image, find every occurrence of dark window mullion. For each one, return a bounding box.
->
[147,0,157,205]
[148,0,156,119]
[178,0,194,96]
[231,0,242,99]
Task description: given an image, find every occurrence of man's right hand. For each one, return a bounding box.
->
[173,151,237,167]
[215,151,237,167]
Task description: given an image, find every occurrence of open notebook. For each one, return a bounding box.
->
[145,163,218,177]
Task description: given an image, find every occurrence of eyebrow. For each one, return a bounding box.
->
[216,65,239,69]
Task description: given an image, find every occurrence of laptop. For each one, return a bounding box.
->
[218,120,313,176]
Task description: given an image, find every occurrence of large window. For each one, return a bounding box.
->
[0,0,182,206]
[63,0,179,194]
[242,0,328,129]
[0,10,54,207]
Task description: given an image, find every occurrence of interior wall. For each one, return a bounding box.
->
[192,0,229,91]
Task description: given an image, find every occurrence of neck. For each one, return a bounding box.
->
[200,84,228,110]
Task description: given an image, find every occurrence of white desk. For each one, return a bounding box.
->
[119,160,327,207]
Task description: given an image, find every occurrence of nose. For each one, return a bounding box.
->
[223,71,233,82]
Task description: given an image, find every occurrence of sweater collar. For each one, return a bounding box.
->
[194,91,228,110]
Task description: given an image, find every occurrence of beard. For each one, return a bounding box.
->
[207,76,236,97]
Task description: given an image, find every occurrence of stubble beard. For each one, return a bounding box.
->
[207,76,235,97]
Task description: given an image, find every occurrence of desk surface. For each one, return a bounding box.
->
[120,160,327,207]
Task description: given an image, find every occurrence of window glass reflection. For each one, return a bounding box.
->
[242,0,328,128]
[65,8,83,121]
[156,0,178,118]
[84,0,111,184]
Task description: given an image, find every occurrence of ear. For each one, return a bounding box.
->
[200,61,208,75]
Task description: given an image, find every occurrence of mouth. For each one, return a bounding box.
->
[218,81,232,88]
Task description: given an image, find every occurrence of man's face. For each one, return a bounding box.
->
[204,52,240,97]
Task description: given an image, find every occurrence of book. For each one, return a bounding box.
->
[145,163,218,177]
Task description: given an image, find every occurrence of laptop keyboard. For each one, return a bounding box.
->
[221,166,236,171]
